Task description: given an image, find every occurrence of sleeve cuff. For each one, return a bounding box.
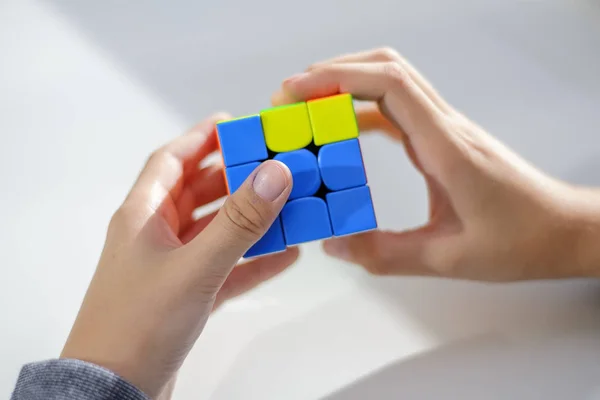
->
[11,358,149,400]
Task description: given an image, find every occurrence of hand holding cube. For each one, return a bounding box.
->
[217,94,378,258]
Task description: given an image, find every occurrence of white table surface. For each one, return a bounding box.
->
[2,0,600,398]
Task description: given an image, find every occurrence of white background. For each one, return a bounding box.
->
[2,0,600,399]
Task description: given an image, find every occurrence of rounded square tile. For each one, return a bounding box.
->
[281,197,332,245]
[326,186,377,236]
[274,149,321,199]
[318,138,366,191]
[260,103,313,153]
[217,115,268,167]
[307,94,359,146]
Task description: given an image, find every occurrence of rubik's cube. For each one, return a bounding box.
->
[216,93,377,258]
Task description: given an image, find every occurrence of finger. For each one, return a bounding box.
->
[126,113,230,213]
[176,164,227,232]
[322,229,458,277]
[179,210,218,244]
[273,90,423,173]
[186,111,232,135]
[281,62,445,140]
[213,247,300,310]
[187,163,227,205]
[181,160,292,285]
[270,89,295,108]
[306,47,452,114]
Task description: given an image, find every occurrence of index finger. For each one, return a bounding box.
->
[280,62,444,139]
[127,112,231,211]
[306,47,453,114]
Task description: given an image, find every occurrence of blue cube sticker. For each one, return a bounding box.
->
[217,115,268,167]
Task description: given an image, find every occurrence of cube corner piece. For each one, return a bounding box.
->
[307,94,359,146]
[260,103,313,153]
[326,185,377,236]
[216,115,268,167]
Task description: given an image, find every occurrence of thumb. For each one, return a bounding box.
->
[184,160,292,279]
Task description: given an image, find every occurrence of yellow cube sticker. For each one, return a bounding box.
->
[260,102,313,153]
[307,94,359,146]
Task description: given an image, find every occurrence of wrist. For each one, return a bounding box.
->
[556,185,600,278]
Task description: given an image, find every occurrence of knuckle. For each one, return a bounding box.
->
[223,195,268,239]
[146,147,175,168]
[146,148,166,166]
[107,204,135,237]
[444,113,471,134]
[109,205,129,228]
[306,63,321,72]
[145,147,181,176]
[381,61,410,88]
[315,64,337,77]
[374,47,400,61]
[428,242,464,277]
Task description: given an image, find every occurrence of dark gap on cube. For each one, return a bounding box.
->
[266,148,278,160]
[305,141,321,157]
[308,142,328,200]
[314,181,331,201]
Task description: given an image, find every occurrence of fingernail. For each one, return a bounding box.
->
[213,111,232,123]
[253,162,289,201]
[271,91,287,106]
[324,239,352,261]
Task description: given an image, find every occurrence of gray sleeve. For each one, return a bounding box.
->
[10,359,149,400]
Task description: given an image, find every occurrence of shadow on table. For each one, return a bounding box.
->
[323,331,600,400]
[206,275,600,399]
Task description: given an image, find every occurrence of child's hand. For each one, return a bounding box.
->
[273,47,600,281]
[61,113,298,398]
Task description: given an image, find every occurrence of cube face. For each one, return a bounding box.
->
[307,94,359,146]
[260,103,313,153]
[318,139,367,191]
[217,94,377,258]
[216,115,268,167]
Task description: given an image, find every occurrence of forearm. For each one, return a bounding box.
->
[11,359,148,400]
[568,186,600,278]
